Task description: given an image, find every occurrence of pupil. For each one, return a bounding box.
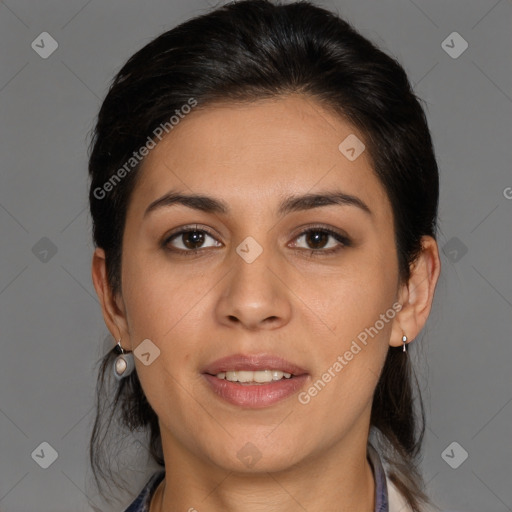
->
[307,231,327,249]
[184,231,204,249]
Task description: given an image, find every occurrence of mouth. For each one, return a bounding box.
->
[201,353,309,408]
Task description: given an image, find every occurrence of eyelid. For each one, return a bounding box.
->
[289,223,350,243]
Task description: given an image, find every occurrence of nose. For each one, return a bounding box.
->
[214,242,292,331]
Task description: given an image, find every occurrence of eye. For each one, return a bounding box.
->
[162,224,351,257]
[289,226,351,256]
[163,225,222,255]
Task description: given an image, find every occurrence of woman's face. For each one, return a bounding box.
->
[117,94,402,472]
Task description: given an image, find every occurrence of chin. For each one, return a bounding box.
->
[203,439,306,475]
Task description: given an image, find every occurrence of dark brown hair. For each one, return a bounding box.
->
[88,1,439,510]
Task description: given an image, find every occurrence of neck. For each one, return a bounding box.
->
[151,431,376,512]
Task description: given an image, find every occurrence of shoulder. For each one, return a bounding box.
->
[387,477,460,512]
[122,470,165,512]
[368,443,445,512]
[386,478,432,512]
[387,478,410,511]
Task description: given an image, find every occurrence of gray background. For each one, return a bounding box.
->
[0,0,511,511]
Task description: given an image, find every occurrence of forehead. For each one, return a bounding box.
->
[128,94,390,219]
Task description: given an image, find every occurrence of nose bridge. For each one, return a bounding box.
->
[234,235,273,288]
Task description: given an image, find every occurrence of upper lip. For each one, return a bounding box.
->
[202,353,308,376]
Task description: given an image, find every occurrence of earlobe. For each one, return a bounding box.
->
[91,247,130,345]
[389,236,441,348]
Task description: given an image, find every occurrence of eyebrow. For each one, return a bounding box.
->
[143,189,372,219]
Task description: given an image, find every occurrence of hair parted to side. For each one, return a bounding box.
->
[88,1,439,510]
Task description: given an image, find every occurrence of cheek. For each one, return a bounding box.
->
[120,254,213,403]
[121,250,210,341]
[295,277,394,433]
[290,253,398,343]
[121,259,203,416]
[309,279,393,391]
[291,255,397,403]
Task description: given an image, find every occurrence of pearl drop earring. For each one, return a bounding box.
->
[113,339,135,380]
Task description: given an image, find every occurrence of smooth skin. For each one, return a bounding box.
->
[92,94,440,512]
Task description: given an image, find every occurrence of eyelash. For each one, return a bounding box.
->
[161,224,351,258]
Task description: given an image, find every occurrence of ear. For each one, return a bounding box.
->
[390,235,441,348]
[91,247,131,349]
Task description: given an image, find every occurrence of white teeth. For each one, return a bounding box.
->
[216,370,293,383]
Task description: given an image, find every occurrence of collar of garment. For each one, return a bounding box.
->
[123,443,394,512]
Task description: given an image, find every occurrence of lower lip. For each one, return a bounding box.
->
[202,374,309,408]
